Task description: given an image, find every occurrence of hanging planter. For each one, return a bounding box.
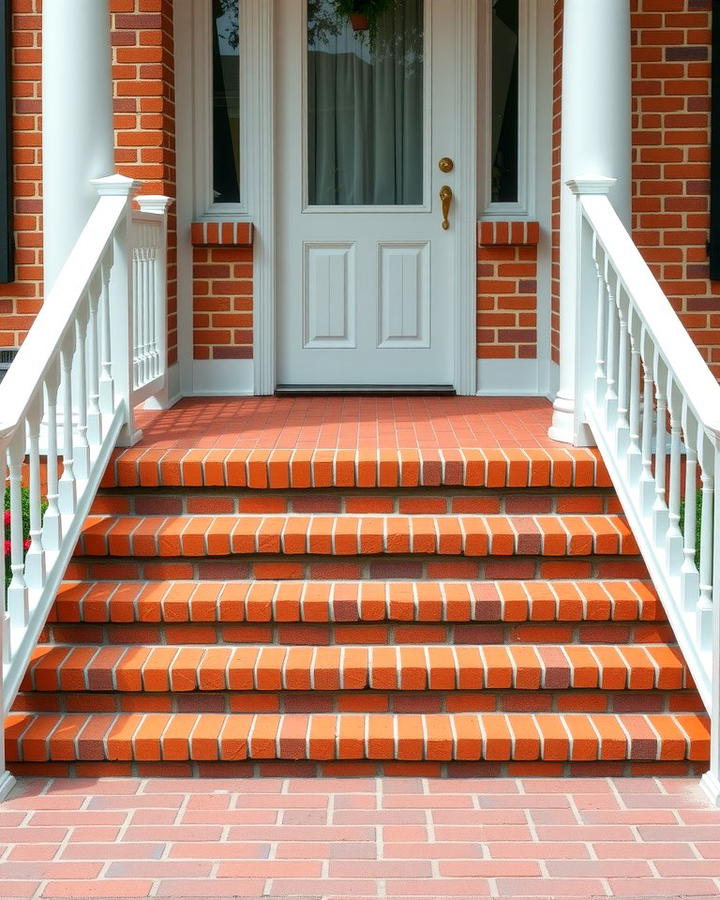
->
[349,11,370,31]
[332,0,397,47]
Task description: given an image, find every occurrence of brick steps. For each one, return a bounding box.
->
[49,579,667,624]
[5,711,710,766]
[8,444,708,778]
[20,643,690,695]
[102,447,611,491]
[77,514,640,558]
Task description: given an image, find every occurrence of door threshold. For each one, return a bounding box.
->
[275,385,456,397]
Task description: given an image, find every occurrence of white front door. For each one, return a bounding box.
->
[276,0,473,390]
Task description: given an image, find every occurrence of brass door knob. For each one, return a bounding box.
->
[439,157,454,173]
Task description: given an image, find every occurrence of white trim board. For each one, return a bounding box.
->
[193,359,254,396]
[476,358,550,397]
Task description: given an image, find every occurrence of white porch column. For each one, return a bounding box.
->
[42,1,115,294]
[549,0,632,445]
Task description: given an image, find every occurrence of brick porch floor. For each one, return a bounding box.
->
[2,776,720,898]
[133,396,556,450]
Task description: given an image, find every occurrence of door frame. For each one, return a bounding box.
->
[270,0,478,394]
[175,0,477,396]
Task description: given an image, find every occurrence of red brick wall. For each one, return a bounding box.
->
[0,0,178,368]
[476,222,539,361]
[0,0,42,350]
[111,0,178,366]
[632,0,720,376]
[552,0,719,377]
[191,223,254,361]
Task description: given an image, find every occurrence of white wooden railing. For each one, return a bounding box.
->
[572,178,720,805]
[0,175,170,799]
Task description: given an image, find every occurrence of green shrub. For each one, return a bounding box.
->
[4,486,32,589]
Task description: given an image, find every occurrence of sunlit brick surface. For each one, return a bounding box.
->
[1,776,720,898]
[132,396,556,450]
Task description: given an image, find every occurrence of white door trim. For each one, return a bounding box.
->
[453,0,478,396]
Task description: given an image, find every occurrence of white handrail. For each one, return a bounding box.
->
[579,194,720,438]
[0,174,170,800]
[573,182,720,806]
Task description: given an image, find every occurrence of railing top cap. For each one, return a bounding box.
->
[567,176,617,196]
[91,174,142,198]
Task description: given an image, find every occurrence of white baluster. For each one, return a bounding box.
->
[665,377,683,570]
[149,247,159,379]
[132,245,141,389]
[59,332,77,515]
[23,395,46,592]
[0,453,9,664]
[592,235,607,408]
[6,429,28,641]
[615,287,631,454]
[639,329,655,512]
[604,261,618,425]
[42,363,62,553]
[73,302,91,481]
[87,272,103,446]
[99,251,115,414]
[652,355,669,542]
[698,434,714,653]
[626,309,642,480]
[143,245,153,385]
[680,414,699,611]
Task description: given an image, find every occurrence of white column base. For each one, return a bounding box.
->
[701,771,720,807]
[548,390,575,444]
[549,390,596,447]
[0,770,16,803]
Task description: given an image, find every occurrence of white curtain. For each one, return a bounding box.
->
[308,0,424,206]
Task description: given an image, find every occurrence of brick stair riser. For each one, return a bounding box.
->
[39,620,676,648]
[101,447,612,492]
[12,689,705,716]
[49,580,667,626]
[77,514,641,559]
[5,758,712,780]
[66,556,651,584]
[91,488,620,518]
[5,711,709,768]
[17,642,694,694]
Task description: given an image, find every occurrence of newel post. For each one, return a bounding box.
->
[701,432,720,807]
[92,175,143,447]
[555,178,617,446]
[549,0,632,446]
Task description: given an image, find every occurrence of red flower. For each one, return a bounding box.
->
[3,510,10,527]
[4,539,10,557]
[23,539,31,552]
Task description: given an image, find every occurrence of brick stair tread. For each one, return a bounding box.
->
[5,711,709,763]
[51,579,666,624]
[22,643,690,694]
[103,447,611,491]
[77,514,639,558]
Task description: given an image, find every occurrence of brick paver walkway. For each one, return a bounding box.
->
[1,776,719,898]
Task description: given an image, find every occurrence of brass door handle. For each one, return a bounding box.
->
[440,185,452,230]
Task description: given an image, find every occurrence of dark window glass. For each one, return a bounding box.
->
[491,0,519,203]
[213,0,240,204]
